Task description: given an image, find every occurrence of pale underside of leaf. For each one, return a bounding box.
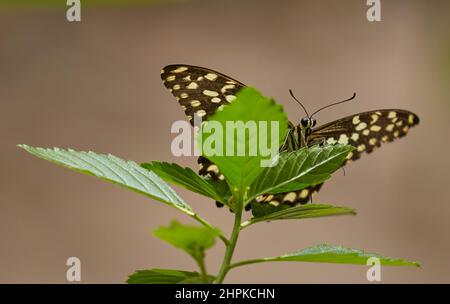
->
[18,145,193,215]
[242,204,356,228]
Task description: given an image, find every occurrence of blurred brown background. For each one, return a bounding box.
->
[1,0,449,283]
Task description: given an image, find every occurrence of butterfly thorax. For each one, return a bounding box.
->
[283,117,317,151]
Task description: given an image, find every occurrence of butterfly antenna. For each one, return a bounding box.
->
[310,92,356,118]
[289,89,310,118]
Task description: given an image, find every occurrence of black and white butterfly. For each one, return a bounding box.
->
[161,64,420,210]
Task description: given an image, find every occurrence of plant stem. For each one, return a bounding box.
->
[214,206,242,283]
[192,213,229,245]
[195,255,209,283]
[228,257,274,270]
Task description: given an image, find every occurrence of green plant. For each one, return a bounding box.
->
[18,88,419,283]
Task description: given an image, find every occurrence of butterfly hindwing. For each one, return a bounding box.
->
[309,109,420,162]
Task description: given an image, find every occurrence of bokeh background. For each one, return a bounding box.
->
[1,0,449,283]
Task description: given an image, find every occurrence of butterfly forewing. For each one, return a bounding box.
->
[309,109,420,162]
[161,65,245,126]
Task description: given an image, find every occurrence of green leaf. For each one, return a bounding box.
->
[199,87,288,197]
[242,204,356,227]
[179,275,215,284]
[127,268,214,284]
[141,161,227,205]
[153,220,219,261]
[247,145,354,204]
[272,244,420,266]
[230,244,420,269]
[18,145,193,215]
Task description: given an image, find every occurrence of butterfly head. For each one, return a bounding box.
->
[290,89,356,147]
[290,90,357,132]
[300,117,316,129]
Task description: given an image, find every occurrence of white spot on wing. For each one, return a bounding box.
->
[225,95,236,102]
[327,138,337,145]
[370,114,379,124]
[355,122,367,131]
[221,84,235,93]
[172,66,188,73]
[283,192,297,203]
[370,125,381,132]
[338,134,349,145]
[190,100,201,107]
[203,90,219,97]
[269,200,280,207]
[264,195,274,202]
[369,138,377,145]
[386,124,395,132]
[255,195,264,202]
[186,82,198,89]
[388,111,397,119]
[205,73,218,81]
[196,110,207,117]
[299,189,309,199]
[207,164,219,174]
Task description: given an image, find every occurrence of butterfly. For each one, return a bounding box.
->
[160,64,420,212]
